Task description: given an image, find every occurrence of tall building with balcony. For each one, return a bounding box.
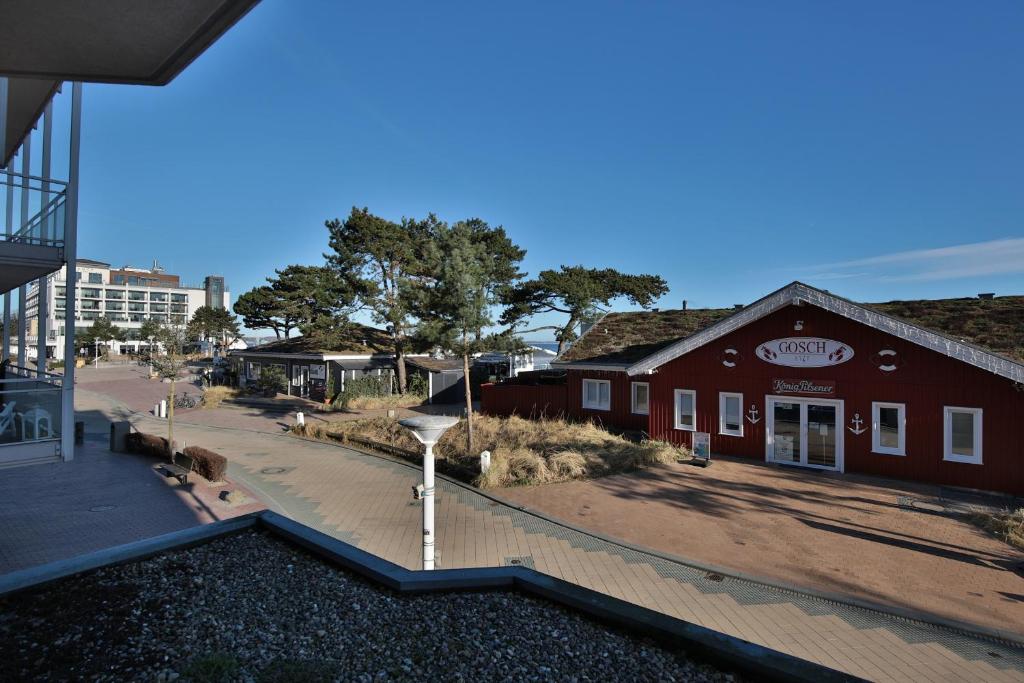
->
[1,1,259,467]
[24,260,231,360]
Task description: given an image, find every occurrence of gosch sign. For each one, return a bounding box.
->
[755,337,853,367]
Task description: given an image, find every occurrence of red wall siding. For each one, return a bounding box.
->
[646,305,1024,495]
[566,370,649,431]
[480,383,567,419]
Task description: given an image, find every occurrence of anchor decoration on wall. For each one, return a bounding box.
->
[847,413,867,435]
[746,404,761,424]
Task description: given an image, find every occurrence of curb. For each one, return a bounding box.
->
[0,511,859,683]
[89,395,1024,651]
[292,430,1024,650]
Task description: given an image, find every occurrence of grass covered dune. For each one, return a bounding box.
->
[296,414,686,488]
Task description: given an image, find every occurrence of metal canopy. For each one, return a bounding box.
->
[0,0,260,84]
[1,0,261,166]
[2,78,59,169]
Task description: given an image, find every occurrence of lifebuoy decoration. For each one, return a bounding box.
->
[721,348,742,367]
[871,349,902,372]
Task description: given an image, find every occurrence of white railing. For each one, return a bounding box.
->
[0,170,67,249]
[0,365,62,444]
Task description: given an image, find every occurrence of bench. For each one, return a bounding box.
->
[159,453,196,485]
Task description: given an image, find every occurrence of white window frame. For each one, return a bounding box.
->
[631,382,650,415]
[943,406,982,465]
[674,389,696,431]
[718,392,743,437]
[581,378,611,411]
[247,361,261,379]
[871,402,906,456]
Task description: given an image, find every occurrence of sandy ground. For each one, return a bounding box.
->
[500,456,1024,633]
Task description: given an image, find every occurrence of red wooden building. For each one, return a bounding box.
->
[487,282,1024,495]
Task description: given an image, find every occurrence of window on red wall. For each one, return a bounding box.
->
[719,392,743,437]
[674,389,695,431]
[582,379,611,411]
[943,406,982,465]
[872,402,905,456]
[631,382,649,415]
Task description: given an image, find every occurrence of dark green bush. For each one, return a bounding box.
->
[182,445,228,482]
[256,365,287,396]
[125,431,172,459]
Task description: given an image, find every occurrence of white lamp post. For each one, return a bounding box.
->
[399,415,459,570]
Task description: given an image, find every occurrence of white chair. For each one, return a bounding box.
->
[18,407,53,440]
[0,401,16,438]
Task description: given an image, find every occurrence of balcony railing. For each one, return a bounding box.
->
[0,365,62,446]
[0,171,67,249]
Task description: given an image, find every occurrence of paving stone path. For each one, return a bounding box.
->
[95,395,1022,683]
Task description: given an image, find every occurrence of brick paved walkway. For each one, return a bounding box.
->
[1,386,1015,681]
[102,396,1023,683]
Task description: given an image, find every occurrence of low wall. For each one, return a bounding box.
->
[480,382,567,419]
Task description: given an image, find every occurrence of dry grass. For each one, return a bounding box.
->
[296,414,685,489]
[201,386,241,409]
[343,394,426,411]
[966,507,1024,550]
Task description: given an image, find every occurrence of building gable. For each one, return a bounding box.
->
[628,283,1024,383]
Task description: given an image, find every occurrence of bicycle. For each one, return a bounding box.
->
[173,392,197,409]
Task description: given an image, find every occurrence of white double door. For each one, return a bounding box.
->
[766,396,844,471]
[291,365,310,397]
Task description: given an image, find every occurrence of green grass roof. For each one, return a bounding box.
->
[242,323,393,356]
[558,295,1024,366]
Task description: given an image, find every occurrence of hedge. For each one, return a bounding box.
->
[126,431,173,459]
[182,445,228,482]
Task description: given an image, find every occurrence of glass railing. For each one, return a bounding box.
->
[0,170,67,248]
[0,366,62,445]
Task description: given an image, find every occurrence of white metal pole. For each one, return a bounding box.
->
[423,442,436,570]
[0,77,8,364]
[36,100,52,375]
[60,82,82,462]
[17,135,30,367]
[2,163,11,363]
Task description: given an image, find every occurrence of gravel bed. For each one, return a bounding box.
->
[0,530,739,682]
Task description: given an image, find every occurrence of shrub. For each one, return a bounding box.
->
[201,385,239,409]
[967,507,1024,550]
[183,445,228,482]
[125,431,172,459]
[302,414,684,489]
[256,365,287,396]
[331,372,426,410]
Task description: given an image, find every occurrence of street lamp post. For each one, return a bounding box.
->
[399,415,459,570]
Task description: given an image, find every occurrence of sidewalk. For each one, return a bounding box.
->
[2,386,1018,681]
[95,391,1022,682]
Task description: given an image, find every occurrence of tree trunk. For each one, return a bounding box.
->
[463,350,473,455]
[556,317,577,356]
[393,324,407,394]
[167,378,175,462]
[396,351,408,395]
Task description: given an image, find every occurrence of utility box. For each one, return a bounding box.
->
[110,421,131,452]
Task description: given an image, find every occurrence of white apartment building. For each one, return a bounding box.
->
[25,259,231,360]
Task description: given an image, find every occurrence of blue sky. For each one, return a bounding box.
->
[73,1,1024,336]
